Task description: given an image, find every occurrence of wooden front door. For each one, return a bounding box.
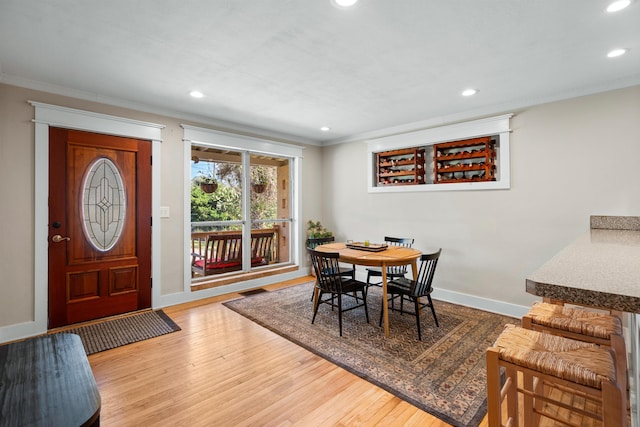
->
[48,128,152,328]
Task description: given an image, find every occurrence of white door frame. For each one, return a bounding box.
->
[31,101,163,335]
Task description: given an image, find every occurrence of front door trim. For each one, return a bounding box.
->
[31,101,163,334]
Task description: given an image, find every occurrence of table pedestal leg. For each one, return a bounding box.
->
[313,277,319,307]
[382,265,389,337]
[411,258,419,311]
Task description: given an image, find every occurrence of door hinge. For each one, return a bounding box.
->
[150,278,153,289]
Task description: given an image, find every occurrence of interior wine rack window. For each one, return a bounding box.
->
[367,114,512,192]
[433,136,495,184]
[376,148,425,186]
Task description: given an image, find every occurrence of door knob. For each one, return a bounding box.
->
[52,235,71,243]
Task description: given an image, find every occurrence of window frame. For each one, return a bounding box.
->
[367,114,513,192]
[182,125,303,290]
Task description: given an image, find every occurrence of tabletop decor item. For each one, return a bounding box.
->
[345,241,388,252]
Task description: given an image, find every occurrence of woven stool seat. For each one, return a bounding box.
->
[525,301,622,339]
[522,300,628,409]
[486,324,626,427]
[494,324,615,389]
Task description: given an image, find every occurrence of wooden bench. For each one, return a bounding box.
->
[191,228,277,277]
[0,333,101,426]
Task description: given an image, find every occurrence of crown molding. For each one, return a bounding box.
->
[1,73,320,147]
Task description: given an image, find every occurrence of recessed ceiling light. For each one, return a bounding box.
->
[331,0,358,8]
[461,89,478,97]
[607,48,628,58]
[320,126,331,132]
[607,0,631,12]
[190,90,204,98]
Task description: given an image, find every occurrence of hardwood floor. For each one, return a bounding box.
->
[88,277,454,426]
[88,277,600,426]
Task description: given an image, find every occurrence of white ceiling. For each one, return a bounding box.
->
[1,0,638,144]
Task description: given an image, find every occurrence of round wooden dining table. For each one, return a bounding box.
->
[314,242,422,337]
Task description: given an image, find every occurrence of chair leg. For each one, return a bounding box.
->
[485,348,502,427]
[310,280,318,301]
[337,293,343,337]
[362,289,369,323]
[611,334,629,404]
[602,379,627,427]
[311,291,322,324]
[427,295,439,327]
[414,298,422,341]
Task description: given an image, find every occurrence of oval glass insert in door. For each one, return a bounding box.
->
[81,157,127,252]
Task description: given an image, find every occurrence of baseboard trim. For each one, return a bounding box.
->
[432,287,529,319]
[2,271,529,344]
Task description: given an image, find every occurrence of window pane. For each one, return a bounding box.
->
[190,145,294,281]
[191,148,242,222]
[191,146,244,279]
[250,155,290,266]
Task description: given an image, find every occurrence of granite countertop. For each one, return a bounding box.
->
[526,228,640,313]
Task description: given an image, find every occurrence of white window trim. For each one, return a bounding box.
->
[182,124,304,292]
[367,114,513,192]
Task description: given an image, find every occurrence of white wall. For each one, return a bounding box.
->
[323,86,640,315]
[0,83,321,341]
[1,82,638,340]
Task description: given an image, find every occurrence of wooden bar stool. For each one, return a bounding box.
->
[521,301,628,400]
[486,324,626,427]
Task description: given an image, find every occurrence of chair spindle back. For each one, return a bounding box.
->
[307,236,335,249]
[308,249,346,294]
[411,249,442,297]
[385,236,414,276]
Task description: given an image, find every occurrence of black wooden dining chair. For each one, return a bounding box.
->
[307,236,355,279]
[366,236,414,290]
[379,249,441,340]
[308,248,369,337]
[307,236,356,301]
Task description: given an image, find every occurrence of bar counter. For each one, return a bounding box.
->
[526,215,640,426]
[526,228,640,312]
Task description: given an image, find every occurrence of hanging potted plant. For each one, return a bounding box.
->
[251,166,269,194]
[199,165,218,194]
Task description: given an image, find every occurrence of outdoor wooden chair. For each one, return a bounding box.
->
[192,229,275,277]
[191,233,243,276]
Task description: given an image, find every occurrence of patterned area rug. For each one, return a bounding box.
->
[54,310,181,355]
[224,282,517,427]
